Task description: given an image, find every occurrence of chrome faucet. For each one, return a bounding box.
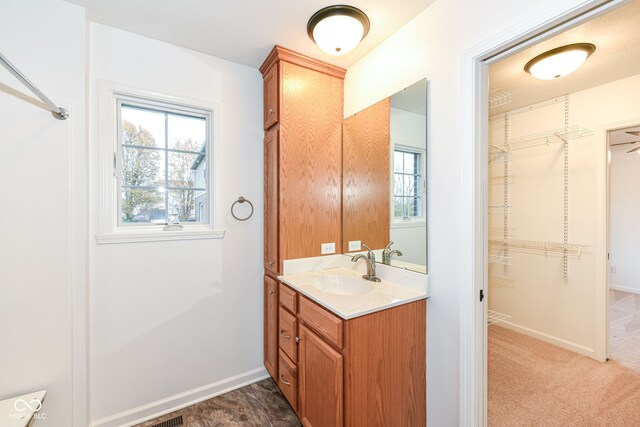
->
[351,244,381,282]
[382,241,403,265]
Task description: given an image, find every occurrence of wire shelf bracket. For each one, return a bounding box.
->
[488,310,511,326]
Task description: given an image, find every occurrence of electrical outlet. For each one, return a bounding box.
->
[348,240,362,251]
[610,265,616,274]
[321,242,336,255]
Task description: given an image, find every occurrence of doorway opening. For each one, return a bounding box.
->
[479,0,640,424]
[608,124,640,372]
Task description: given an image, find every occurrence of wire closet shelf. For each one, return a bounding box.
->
[489,238,590,258]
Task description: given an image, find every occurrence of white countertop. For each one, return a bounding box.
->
[0,390,46,427]
[278,267,428,319]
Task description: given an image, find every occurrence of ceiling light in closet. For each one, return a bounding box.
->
[524,43,595,80]
[307,5,370,55]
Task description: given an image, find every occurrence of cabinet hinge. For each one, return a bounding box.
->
[479,289,484,302]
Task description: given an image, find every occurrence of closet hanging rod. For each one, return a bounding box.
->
[0,52,69,120]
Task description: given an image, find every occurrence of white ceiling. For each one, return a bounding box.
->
[489,0,640,115]
[391,79,427,115]
[64,0,435,69]
[610,125,640,152]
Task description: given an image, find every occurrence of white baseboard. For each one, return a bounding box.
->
[90,367,269,427]
[496,321,596,359]
[610,284,640,295]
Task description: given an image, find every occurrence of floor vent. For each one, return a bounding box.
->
[150,415,183,427]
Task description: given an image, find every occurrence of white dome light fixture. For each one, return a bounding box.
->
[524,43,596,80]
[307,5,370,56]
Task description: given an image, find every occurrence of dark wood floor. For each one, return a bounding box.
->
[135,378,300,427]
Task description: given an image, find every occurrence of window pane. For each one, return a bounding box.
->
[121,188,165,223]
[121,147,165,187]
[168,114,206,151]
[121,106,165,148]
[394,151,403,173]
[403,175,415,197]
[394,173,403,196]
[168,190,197,222]
[408,197,421,217]
[394,197,404,217]
[168,151,202,188]
[403,152,416,174]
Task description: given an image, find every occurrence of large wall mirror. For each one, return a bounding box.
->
[342,79,427,274]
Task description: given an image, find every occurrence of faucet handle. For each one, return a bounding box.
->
[362,244,376,263]
[383,241,394,253]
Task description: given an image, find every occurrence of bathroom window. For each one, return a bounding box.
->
[393,147,424,219]
[117,99,209,225]
[96,84,224,244]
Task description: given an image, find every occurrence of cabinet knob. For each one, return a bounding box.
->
[295,336,302,343]
[269,108,275,114]
[269,289,275,295]
[280,329,291,339]
[280,375,291,386]
[268,261,275,267]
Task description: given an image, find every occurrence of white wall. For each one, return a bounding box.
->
[88,24,264,426]
[0,1,87,426]
[343,0,598,425]
[390,107,427,266]
[610,146,640,294]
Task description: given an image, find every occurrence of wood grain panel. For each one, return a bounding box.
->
[264,275,279,380]
[279,61,343,261]
[343,299,426,427]
[264,128,279,273]
[263,63,278,129]
[279,306,298,363]
[278,349,298,411]
[299,324,344,427]
[342,98,391,252]
[299,296,343,350]
[279,282,298,314]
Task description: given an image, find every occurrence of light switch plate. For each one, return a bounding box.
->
[321,242,336,255]
[348,240,362,251]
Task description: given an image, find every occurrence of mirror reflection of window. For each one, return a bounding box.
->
[393,147,424,220]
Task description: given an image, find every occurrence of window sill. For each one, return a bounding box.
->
[95,227,225,244]
[391,220,426,229]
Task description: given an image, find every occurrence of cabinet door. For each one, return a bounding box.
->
[263,63,278,129]
[264,275,278,379]
[299,325,343,427]
[264,128,279,273]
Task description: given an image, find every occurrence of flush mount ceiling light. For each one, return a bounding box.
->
[307,5,370,56]
[524,43,596,80]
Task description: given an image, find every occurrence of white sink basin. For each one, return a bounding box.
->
[309,274,374,295]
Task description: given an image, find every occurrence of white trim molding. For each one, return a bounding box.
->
[610,285,640,295]
[90,368,268,427]
[96,81,225,244]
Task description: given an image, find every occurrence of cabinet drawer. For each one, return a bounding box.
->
[278,349,297,411]
[279,306,297,363]
[279,283,297,314]
[299,296,343,349]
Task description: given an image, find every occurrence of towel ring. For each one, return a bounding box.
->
[231,196,254,221]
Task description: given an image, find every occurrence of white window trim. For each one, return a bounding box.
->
[391,139,427,225]
[96,81,225,244]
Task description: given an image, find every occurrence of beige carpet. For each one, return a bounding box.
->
[489,325,640,426]
[609,290,640,373]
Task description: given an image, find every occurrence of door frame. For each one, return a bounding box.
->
[460,0,628,425]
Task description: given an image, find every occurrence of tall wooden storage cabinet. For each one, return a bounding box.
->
[260,46,345,382]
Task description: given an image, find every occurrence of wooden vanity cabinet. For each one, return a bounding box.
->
[276,282,426,427]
